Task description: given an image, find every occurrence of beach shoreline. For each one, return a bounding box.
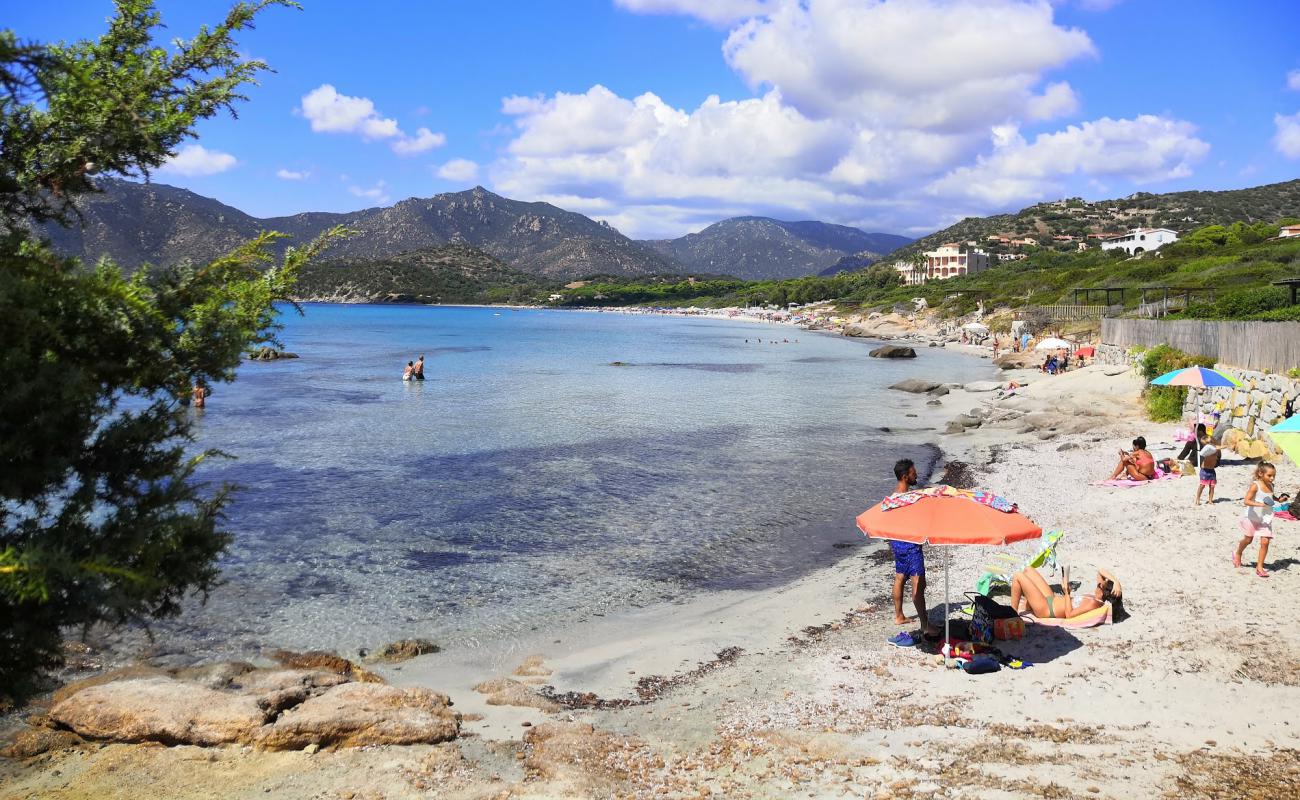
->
[6,323,1299,798]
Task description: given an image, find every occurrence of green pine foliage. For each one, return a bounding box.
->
[1137,345,1215,422]
[0,0,348,703]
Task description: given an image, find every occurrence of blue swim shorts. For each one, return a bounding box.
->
[889,540,925,578]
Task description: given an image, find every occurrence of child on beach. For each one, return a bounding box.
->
[1234,462,1277,577]
[888,459,940,641]
[1195,432,1220,506]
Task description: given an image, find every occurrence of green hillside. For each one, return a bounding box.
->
[894,178,1300,260]
[555,222,1300,321]
[292,244,552,305]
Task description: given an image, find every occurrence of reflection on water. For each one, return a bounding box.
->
[156,306,993,660]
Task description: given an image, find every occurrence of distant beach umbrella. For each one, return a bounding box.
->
[961,322,989,332]
[1033,337,1072,351]
[1149,366,1242,488]
[1267,415,1300,468]
[857,487,1042,665]
[1149,366,1242,388]
[1074,345,1096,358]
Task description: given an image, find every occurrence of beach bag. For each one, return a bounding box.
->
[968,593,1018,645]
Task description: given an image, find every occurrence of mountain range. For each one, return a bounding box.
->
[36,179,911,281]
[644,217,910,281]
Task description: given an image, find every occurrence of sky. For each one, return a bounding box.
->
[11,0,1300,239]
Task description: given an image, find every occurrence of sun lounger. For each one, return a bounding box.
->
[976,529,1064,596]
[1021,601,1111,629]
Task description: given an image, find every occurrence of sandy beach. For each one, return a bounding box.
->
[3,351,1299,799]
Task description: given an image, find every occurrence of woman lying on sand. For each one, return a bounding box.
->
[1010,566,1122,620]
[1106,437,1156,481]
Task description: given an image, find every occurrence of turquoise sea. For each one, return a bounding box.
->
[161,304,994,660]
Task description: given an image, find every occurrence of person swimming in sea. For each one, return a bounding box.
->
[413,355,425,380]
[402,361,414,381]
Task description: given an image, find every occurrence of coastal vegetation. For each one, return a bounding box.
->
[1136,345,1216,421]
[0,0,338,701]
[538,222,1300,323]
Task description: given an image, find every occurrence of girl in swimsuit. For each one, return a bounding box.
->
[1010,567,1121,620]
[1107,436,1155,481]
[1234,462,1276,578]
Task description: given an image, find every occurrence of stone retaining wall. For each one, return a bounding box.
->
[1184,366,1299,460]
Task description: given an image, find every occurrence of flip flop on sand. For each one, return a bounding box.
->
[1256,568,1269,578]
[888,632,915,647]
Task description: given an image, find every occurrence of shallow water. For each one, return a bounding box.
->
[157,305,993,660]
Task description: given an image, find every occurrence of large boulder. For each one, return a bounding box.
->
[869,345,917,359]
[255,682,459,750]
[50,677,268,746]
[889,378,942,394]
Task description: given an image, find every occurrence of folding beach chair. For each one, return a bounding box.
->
[976,529,1064,596]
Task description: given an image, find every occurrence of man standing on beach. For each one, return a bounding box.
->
[889,459,940,639]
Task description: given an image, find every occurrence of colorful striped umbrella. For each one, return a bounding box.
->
[1150,367,1241,485]
[1268,415,1300,468]
[1150,366,1242,388]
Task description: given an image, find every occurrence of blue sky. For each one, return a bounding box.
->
[12,0,1300,238]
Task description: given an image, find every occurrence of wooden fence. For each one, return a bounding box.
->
[1028,304,1115,321]
[1101,318,1300,372]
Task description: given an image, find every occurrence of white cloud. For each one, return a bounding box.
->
[613,0,777,25]
[721,0,1095,129]
[276,168,310,180]
[348,180,391,204]
[300,84,445,155]
[1288,70,1300,91]
[392,127,447,156]
[160,144,238,176]
[490,2,1205,237]
[927,115,1210,205]
[1275,112,1300,159]
[300,84,400,139]
[436,158,480,182]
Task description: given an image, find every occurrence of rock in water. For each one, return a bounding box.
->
[365,638,441,663]
[49,677,268,746]
[869,345,916,359]
[889,378,942,394]
[255,683,459,750]
[964,381,1003,393]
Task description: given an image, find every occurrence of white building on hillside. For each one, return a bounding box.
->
[1100,228,1179,255]
[923,244,989,281]
[892,260,928,286]
[1279,224,1300,239]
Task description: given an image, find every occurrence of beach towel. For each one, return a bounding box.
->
[1094,469,1179,488]
[1022,601,1112,629]
[879,485,1018,513]
[1276,510,1296,522]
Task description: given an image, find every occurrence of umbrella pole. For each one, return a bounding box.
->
[943,546,951,667]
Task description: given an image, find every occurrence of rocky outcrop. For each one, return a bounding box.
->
[870,345,916,359]
[50,677,268,746]
[964,381,1003,393]
[255,683,459,750]
[889,379,942,394]
[35,652,457,753]
[248,347,299,361]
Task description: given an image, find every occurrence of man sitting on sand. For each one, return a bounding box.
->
[1106,436,1156,481]
[888,459,940,640]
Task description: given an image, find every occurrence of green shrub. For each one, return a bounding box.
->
[1138,344,1215,422]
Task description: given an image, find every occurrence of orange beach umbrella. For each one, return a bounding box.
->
[857,486,1042,662]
